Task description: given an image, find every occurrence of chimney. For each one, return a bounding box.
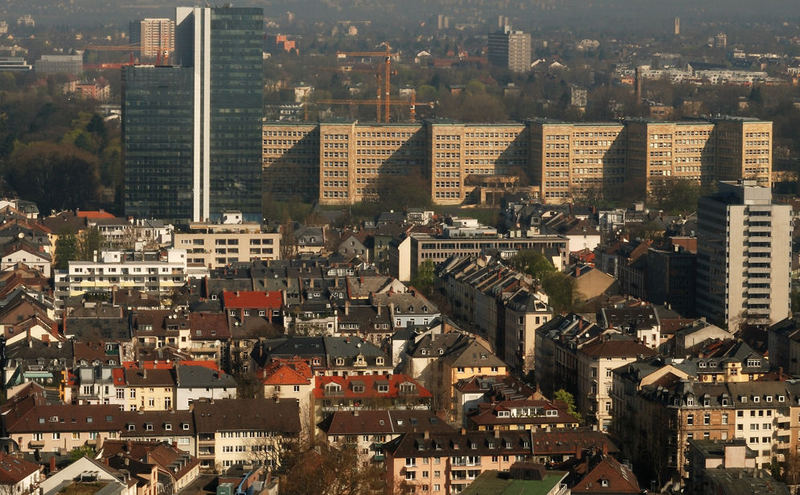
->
[602,442,608,456]
[49,456,57,473]
[345,301,350,316]
[353,409,358,417]
[62,312,67,336]
[460,427,466,435]
[494,429,500,439]
[377,305,382,316]
[423,430,430,440]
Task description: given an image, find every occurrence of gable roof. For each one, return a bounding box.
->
[222,290,282,310]
[192,398,300,435]
[571,455,641,494]
[0,454,40,484]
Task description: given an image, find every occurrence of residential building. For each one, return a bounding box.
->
[101,440,200,494]
[174,364,236,410]
[384,429,616,494]
[53,250,188,310]
[39,457,136,495]
[174,221,281,268]
[191,398,301,471]
[1,391,126,454]
[120,410,195,454]
[132,18,175,59]
[125,7,264,222]
[312,374,433,424]
[576,337,656,431]
[466,398,579,432]
[488,28,531,73]
[320,409,454,463]
[645,246,697,317]
[768,317,800,376]
[0,453,42,495]
[696,180,791,328]
[123,367,174,411]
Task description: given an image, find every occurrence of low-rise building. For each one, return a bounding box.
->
[174,364,236,410]
[174,220,281,269]
[192,398,301,471]
[54,250,189,310]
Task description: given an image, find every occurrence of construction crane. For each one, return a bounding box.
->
[336,44,396,122]
[315,92,433,122]
[318,66,385,121]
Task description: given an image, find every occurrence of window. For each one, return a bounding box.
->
[722,413,728,425]
[687,414,694,425]
[704,413,710,425]
[52,433,60,440]
[294,385,301,392]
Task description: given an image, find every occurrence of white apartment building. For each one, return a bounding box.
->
[54,249,188,309]
[696,180,792,329]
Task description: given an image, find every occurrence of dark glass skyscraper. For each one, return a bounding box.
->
[124,7,264,222]
[122,66,194,219]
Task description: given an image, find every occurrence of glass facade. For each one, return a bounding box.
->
[208,8,264,221]
[123,66,194,220]
[123,7,264,222]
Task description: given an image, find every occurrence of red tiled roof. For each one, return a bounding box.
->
[313,374,431,399]
[223,290,283,310]
[112,368,125,386]
[76,210,116,219]
[121,360,219,371]
[0,453,40,484]
[263,365,310,386]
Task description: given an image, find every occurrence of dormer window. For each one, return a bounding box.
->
[335,357,345,366]
[399,383,416,394]
[498,411,510,418]
[377,383,389,393]
[753,396,760,403]
[600,479,609,488]
[546,410,558,417]
[686,396,694,406]
[698,361,706,368]
[182,423,190,431]
[766,396,773,403]
[312,358,321,366]
[376,357,384,366]
[779,395,786,402]
[127,424,135,431]
[145,423,153,431]
[747,359,761,367]
[165,424,172,431]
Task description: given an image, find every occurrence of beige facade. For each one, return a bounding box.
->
[138,18,175,59]
[262,118,772,207]
[428,123,528,205]
[174,223,281,269]
[262,123,319,202]
[530,122,626,203]
[318,123,425,205]
[531,117,772,203]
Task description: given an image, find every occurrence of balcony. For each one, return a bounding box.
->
[28,440,45,449]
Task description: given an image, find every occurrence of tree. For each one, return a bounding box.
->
[542,272,575,313]
[411,260,436,297]
[554,389,582,423]
[277,441,385,495]
[3,141,101,214]
[55,233,79,270]
[69,444,96,461]
[79,226,102,260]
[509,250,556,280]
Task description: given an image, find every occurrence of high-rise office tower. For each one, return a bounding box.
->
[488,27,531,73]
[124,7,264,222]
[696,180,791,329]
